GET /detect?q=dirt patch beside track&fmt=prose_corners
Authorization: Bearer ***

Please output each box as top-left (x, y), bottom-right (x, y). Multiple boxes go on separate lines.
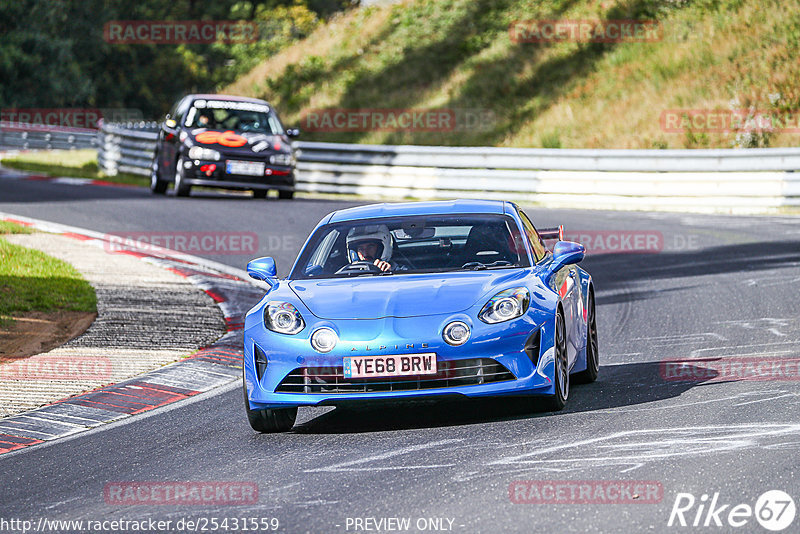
top-left (0, 310), bottom-right (97, 361)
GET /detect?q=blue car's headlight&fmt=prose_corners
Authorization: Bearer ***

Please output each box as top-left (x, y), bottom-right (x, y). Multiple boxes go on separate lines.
top-left (478, 288), bottom-right (530, 324)
top-left (188, 146), bottom-right (221, 161)
top-left (264, 301), bottom-right (305, 334)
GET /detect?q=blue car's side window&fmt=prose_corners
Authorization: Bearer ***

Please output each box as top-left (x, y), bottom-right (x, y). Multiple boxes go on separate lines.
top-left (519, 211), bottom-right (547, 263)
top-left (304, 229), bottom-right (340, 276)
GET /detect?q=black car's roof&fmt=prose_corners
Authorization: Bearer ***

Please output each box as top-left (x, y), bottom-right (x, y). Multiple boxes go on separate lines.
top-left (185, 94), bottom-right (271, 106)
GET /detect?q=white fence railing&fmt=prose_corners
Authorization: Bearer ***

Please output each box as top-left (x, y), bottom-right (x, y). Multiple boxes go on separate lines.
top-left (9, 121), bottom-right (796, 213)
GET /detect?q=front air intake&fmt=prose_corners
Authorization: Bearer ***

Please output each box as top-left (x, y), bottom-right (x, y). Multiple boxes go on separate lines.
top-left (254, 344), bottom-right (268, 381)
top-left (275, 358), bottom-right (515, 394)
top-left (524, 330), bottom-right (541, 367)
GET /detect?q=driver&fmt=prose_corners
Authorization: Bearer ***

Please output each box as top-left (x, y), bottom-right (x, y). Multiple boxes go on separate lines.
top-left (346, 225), bottom-right (394, 272)
top-left (197, 113), bottom-right (212, 128)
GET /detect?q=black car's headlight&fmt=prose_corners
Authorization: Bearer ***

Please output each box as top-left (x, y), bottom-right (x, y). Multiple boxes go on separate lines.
top-left (478, 287), bottom-right (530, 324)
top-left (188, 146), bottom-right (222, 161)
top-left (269, 153), bottom-right (293, 166)
top-left (264, 301), bottom-right (305, 334)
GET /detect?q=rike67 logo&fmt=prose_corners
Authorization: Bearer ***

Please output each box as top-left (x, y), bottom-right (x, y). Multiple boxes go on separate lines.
top-left (668, 490), bottom-right (796, 531)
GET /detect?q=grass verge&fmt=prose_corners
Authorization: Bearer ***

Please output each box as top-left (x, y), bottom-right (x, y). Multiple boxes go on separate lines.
top-left (226, 0), bottom-right (800, 149)
top-left (1, 149), bottom-right (148, 187)
top-left (0, 222), bottom-right (97, 327)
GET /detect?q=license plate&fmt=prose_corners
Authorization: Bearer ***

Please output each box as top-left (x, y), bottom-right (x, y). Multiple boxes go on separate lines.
top-left (226, 160), bottom-right (265, 176)
top-left (343, 353), bottom-right (437, 379)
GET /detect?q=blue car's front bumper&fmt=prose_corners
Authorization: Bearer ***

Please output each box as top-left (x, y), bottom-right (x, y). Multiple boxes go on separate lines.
top-left (243, 307), bottom-right (557, 410)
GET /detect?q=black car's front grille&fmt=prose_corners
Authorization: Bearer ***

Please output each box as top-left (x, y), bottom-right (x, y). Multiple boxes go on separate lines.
top-left (275, 358), bottom-right (515, 394)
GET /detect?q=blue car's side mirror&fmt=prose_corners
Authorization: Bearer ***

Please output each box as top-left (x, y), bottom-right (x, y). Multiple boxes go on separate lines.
top-left (550, 241), bottom-right (585, 273)
top-left (247, 257), bottom-right (278, 287)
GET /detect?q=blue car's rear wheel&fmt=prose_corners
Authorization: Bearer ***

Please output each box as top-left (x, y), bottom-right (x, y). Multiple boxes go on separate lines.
top-left (542, 310), bottom-right (569, 411)
top-left (243, 382), bottom-right (296, 432)
top-left (574, 290), bottom-right (599, 384)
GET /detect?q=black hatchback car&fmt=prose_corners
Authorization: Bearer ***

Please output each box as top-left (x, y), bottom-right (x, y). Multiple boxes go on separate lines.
top-left (150, 94), bottom-right (299, 198)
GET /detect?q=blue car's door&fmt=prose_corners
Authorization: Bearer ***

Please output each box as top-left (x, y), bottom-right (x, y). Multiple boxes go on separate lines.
top-left (518, 209), bottom-right (581, 368)
top-left (554, 264), bottom-right (579, 367)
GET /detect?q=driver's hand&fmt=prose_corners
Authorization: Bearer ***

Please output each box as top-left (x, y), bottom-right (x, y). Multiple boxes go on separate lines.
top-left (374, 259), bottom-right (391, 272)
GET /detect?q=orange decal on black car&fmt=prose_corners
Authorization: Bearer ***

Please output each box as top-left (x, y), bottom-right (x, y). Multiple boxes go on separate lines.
top-left (195, 130), bottom-right (247, 147)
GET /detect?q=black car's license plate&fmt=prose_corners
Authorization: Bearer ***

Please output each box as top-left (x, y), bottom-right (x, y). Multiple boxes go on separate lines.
top-left (226, 160), bottom-right (265, 176)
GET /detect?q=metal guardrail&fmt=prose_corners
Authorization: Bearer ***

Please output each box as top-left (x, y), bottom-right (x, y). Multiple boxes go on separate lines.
top-left (292, 141), bottom-right (800, 210)
top-left (96, 122), bottom-right (159, 176)
top-left (294, 141), bottom-right (800, 172)
top-left (0, 122), bottom-right (98, 150)
top-left (9, 122), bottom-right (797, 212)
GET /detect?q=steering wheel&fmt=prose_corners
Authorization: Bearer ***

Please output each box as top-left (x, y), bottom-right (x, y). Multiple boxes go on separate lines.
top-left (335, 260), bottom-right (383, 275)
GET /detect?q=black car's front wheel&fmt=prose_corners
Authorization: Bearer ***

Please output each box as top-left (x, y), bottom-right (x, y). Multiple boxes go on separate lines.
top-left (253, 189), bottom-right (268, 199)
top-left (243, 382), bottom-right (296, 433)
top-left (174, 157), bottom-right (192, 197)
top-left (150, 161), bottom-right (168, 195)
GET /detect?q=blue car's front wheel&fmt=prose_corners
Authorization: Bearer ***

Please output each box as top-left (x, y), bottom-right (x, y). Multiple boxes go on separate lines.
top-left (574, 290), bottom-right (599, 384)
top-left (542, 310), bottom-right (569, 411)
top-left (243, 382), bottom-right (297, 433)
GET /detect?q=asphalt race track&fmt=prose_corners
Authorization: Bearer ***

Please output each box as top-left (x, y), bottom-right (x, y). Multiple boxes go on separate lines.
top-left (2, 177), bottom-right (800, 532)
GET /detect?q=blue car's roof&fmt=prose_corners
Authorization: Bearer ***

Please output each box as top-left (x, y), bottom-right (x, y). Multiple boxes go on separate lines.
top-left (327, 200), bottom-right (512, 223)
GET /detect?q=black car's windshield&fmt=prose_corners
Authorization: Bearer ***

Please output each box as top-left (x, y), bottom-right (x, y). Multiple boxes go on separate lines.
top-left (290, 214), bottom-right (530, 279)
top-left (184, 100), bottom-right (284, 134)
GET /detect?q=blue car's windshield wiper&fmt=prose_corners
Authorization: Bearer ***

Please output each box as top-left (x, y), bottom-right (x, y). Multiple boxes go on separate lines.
top-left (459, 261), bottom-right (516, 271)
top-left (461, 262), bottom-right (487, 270)
top-left (333, 263), bottom-right (395, 276)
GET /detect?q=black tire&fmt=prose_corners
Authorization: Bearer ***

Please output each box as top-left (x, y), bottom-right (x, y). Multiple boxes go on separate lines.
top-left (573, 291), bottom-right (599, 384)
top-left (174, 157), bottom-right (191, 197)
top-left (541, 311), bottom-right (569, 411)
top-left (278, 189), bottom-right (294, 200)
top-left (253, 189), bottom-right (268, 199)
top-left (243, 382), bottom-right (296, 433)
top-left (150, 162), bottom-right (168, 195)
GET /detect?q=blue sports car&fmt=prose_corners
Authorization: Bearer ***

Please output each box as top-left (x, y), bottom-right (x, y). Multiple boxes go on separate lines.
top-left (243, 200), bottom-right (598, 432)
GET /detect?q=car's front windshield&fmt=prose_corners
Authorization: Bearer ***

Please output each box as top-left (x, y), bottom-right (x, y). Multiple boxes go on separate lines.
top-left (184, 100), bottom-right (284, 134)
top-left (290, 214), bottom-right (530, 279)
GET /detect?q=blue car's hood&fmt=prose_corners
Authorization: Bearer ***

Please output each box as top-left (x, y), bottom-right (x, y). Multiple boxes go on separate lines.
top-left (288, 271), bottom-right (527, 320)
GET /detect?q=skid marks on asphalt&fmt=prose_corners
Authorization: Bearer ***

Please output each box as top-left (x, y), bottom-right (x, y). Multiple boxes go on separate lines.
top-left (289, 422), bottom-right (800, 482)
top-left (450, 423), bottom-right (800, 482)
top-left (304, 438), bottom-right (464, 473)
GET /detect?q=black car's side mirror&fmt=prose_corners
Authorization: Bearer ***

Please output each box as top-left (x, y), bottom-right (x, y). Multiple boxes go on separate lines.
top-left (286, 127), bottom-right (300, 138)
